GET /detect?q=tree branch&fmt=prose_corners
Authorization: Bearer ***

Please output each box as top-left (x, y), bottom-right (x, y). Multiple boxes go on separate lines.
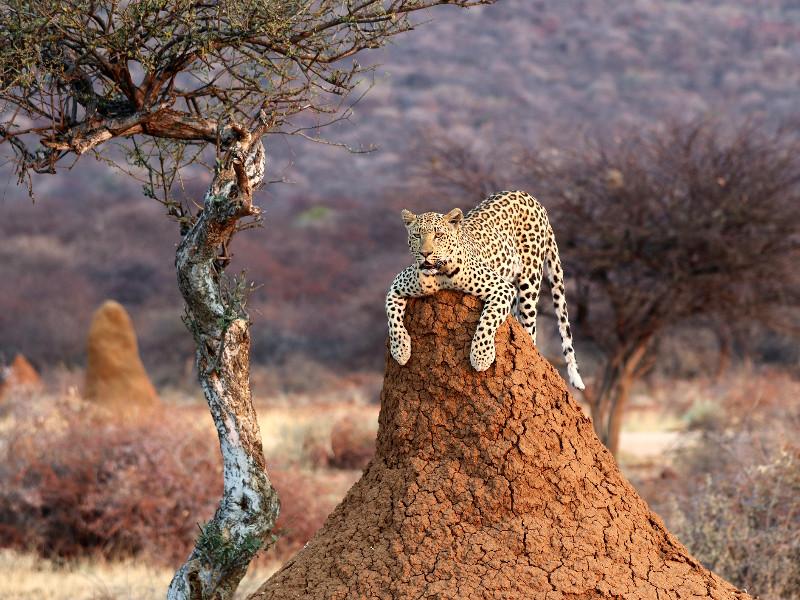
top-left (38, 106), bottom-right (233, 154)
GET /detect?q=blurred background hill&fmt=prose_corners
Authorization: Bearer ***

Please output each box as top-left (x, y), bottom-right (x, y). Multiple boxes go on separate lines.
top-left (4, 0), bottom-right (800, 388)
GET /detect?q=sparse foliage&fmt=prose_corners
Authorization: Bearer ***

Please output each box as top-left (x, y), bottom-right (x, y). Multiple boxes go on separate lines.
top-left (0, 0), bottom-right (496, 204)
top-left (530, 119), bottom-right (800, 455)
top-left (193, 520), bottom-right (282, 597)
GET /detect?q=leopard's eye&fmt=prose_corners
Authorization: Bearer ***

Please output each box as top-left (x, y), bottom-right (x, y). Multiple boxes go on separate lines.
top-left (434, 232), bottom-right (444, 239)
top-left (411, 233), bottom-right (421, 239)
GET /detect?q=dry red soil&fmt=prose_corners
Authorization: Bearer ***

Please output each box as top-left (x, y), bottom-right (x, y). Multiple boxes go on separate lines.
top-left (255, 291), bottom-right (750, 600)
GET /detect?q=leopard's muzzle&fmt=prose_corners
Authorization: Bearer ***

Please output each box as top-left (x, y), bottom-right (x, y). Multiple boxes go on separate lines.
top-left (419, 258), bottom-right (447, 275)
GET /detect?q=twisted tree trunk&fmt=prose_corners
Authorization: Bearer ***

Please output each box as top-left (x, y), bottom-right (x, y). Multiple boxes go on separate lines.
top-left (167, 138), bottom-right (280, 600)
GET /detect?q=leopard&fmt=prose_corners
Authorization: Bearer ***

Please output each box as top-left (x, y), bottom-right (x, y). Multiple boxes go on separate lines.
top-left (386, 190), bottom-right (585, 389)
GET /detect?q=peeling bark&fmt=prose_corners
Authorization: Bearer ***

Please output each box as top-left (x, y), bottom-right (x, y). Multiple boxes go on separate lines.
top-left (40, 108), bottom-right (230, 155)
top-left (167, 137), bottom-right (278, 600)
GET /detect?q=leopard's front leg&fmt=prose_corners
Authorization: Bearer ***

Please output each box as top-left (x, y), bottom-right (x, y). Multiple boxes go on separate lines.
top-left (386, 266), bottom-right (425, 366)
top-left (466, 269), bottom-right (517, 371)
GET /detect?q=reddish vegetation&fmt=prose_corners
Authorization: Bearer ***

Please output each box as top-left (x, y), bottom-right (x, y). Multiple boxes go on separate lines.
top-left (0, 405), bottom-right (221, 563)
top-left (329, 414), bottom-right (378, 470)
top-left (256, 291), bottom-right (750, 599)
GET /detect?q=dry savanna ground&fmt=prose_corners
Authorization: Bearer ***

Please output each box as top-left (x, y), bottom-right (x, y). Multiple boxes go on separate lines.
top-left (1, 367), bottom-right (797, 600)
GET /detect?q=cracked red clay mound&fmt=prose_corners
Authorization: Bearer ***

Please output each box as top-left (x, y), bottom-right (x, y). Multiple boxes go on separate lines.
top-left (254, 291), bottom-right (751, 600)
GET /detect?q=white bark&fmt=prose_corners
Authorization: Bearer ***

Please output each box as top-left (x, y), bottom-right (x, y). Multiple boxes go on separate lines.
top-left (168, 140), bottom-right (279, 600)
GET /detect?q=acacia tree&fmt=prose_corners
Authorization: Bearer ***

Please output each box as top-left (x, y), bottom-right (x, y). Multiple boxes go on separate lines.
top-left (418, 119), bottom-right (800, 456)
top-left (0, 1), bottom-right (499, 598)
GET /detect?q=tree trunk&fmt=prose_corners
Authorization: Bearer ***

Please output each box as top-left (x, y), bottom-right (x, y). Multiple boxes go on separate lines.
top-left (585, 338), bottom-right (652, 456)
top-left (255, 291), bottom-right (751, 599)
top-left (591, 371), bottom-right (636, 457)
top-left (167, 139), bottom-right (280, 600)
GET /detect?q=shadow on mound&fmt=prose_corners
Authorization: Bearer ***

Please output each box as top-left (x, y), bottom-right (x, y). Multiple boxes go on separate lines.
top-left (255, 290), bottom-right (751, 600)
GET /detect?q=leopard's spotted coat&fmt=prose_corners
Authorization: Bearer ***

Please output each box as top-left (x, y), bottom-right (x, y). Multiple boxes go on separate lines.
top-left (386, 190), bottom-right (584, 389)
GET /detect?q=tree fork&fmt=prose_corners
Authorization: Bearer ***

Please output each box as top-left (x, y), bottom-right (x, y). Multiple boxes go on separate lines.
top-left (169, 137), bottom-right (278, 600)
top-left (584, 337), bottom-right (653, 456)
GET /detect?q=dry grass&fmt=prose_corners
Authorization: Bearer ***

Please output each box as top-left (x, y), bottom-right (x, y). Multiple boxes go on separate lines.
top-left (256, 402), bottom-right (379, 467)
top-left (0, 549), bottom-right (281, 600)
top-left (0, 549), bottom-right (174, 600)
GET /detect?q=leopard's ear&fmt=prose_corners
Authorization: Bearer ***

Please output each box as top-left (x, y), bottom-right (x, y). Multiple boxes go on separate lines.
top-left (444, 208), bottom-right (463, 229)
top-left (402, 209), bottom-right (417, 226)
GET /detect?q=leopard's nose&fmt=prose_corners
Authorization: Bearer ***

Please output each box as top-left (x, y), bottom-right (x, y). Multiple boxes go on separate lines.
top-left (420, 251), bottom-right (432, 258)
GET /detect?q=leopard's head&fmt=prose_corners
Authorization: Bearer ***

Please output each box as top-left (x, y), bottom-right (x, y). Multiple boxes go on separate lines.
top-left (401, 208), bottom-right (463, 275)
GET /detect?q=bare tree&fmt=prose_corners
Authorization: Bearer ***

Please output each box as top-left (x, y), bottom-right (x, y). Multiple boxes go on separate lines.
top-left (531, 120), bottom-right (800, 455)
top-left (419, 118), bottom-right (800, 456)
top-left (0, 1), bottom-right (500, 598)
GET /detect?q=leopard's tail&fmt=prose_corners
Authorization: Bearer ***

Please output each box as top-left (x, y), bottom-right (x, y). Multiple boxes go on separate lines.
top-left (545, 224), bottom-right (585, 390)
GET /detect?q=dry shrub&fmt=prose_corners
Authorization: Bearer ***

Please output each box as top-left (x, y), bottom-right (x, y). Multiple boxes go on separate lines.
top-left (267, 469), bottom-right (359, 559)
top-left (652, 371), bottom-right (800, 600)
top-left (0, 393), bottom-right (222, 565)
top-left (329, 414), bottom-right (376, 470)
top-left (669, 441), bottom-right (800, 599)
top-left (250, 354), bottom-right (343, 397)
top-left (301, 426), bottom-right (333, 469)
top-left (0, 388), bottom-right (363, 569)
top-left (263, 405), bottom-right (378, 471)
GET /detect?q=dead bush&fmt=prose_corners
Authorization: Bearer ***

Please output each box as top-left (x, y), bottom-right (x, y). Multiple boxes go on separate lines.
top-left (329, 414), bottom-right (376, 470)
top-left (668, 437), bottom-right (800, 599)
top-left (268, 469), bottom-right (358, 559)
top-left (301, 428), bottom-right (332, 469)
top-left (650, 372), bottom-right (800, 600)
top-left (0, 395), bottom-right (221, 565)
top-left (0, 389), bottom-right (363, 569)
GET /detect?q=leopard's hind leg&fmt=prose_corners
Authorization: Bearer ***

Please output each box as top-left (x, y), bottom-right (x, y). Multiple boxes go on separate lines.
top-left (514, 265), bottom-right (544, 345)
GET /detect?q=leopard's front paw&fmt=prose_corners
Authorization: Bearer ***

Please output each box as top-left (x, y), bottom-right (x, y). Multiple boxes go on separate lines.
top-left (390, 327), bottom-right (412, 366)
top-left (470, 338), bottom-right (496, 371)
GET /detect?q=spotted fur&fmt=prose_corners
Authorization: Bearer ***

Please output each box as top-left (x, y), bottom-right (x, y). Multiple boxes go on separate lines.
top-left (386, 190), bottom-right (584, 389)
